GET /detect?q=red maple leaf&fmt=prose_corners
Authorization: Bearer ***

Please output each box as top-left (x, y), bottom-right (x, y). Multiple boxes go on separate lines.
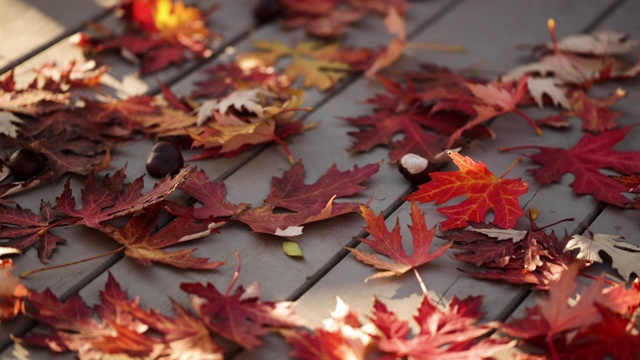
top-left (75, 0), bottom-right (218, 75)
top-left (0, 202), bottom-right (66, 261)
top-left (408, 151), bottom-right (529, 230)
top-left (56, 165), bottom-right (194, 229)
top-left (19, 273), bottom-right (163, 358)
top-left (236, 161), bottom-right (380, 236)
top-left (503, 126), bottom-right (640, 207)
top-left (190, 63), bottom-right (291, 99)
top-left (444, 219), bottom-right (576, 289)
top-left (165, 169), bottom-right (249, 220)
top-left (555, 304), bottom-right (640, 360)
top-left (344, 76), bottom-right (481, 163)
top-left (180, 252), bottom-right (302, 349)
top-left (282, 297), bottom-right (374, 360)
top-left (96, 203), bottom-right (225, 270)
top-left (17, 272), bottom-right (225, 358)
top-left (500, 264), bottom-right (640, 358)
top-left (346, 202), bottom-right (450, 281)
top-left (131, 299), bottom-right (225, 359)
top-left (371, 295), bottom-right (513, 359)
top-left (345, 67), bottom-right (496, 160)
top-left (536, 88), bottom-right (627, 133)
top-left (279, 0), bottom-right (387, 39)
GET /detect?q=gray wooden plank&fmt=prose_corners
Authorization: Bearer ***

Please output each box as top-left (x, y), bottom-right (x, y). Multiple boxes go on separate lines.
top-left (397, 0), bottom-right (619, 75)
top-left (0, 0), bottom-right (107, 72)
top-left (0, 0), bottom-right (262, 348)
top-left (486, 0), bottom-right (640, 356)
top-left (1, 0), bottom-right (631, 358)
top-left (236, 0), bottom-right (627, 358)
top-left (0, 2), bottom-right (460, 354)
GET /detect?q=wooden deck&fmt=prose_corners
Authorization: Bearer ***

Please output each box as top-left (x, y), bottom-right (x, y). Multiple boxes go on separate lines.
top-left (1, 0), bottom-right (639, 358)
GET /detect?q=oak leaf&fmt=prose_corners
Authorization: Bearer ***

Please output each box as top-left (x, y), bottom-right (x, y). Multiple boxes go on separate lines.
top-left (346, 202), bottom-right (450, 281)
top-left (505, 126), bottom-right (640, 207)
top-left (371, 295), bottom-right (514, 359)
top-left (408, 151), bottom-right (529, 230)
top-left (565, 232), bottom-right (640, 281)
top-left (96, 203), bottom-right (225, 269)
top-left (180, 252), bottom-right (302, 349)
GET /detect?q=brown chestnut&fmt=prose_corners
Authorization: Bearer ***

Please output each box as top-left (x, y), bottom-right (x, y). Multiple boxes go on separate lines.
top-left (8, 148), bottom-right (44, 180)
top-left (146, 142), bottom-right (184, 178)
top-left (398, 153), bottom-right (435, 186)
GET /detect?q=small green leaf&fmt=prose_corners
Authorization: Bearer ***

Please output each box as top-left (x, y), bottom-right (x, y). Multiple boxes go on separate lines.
top-left (283, 241), bottom-right (303, 258)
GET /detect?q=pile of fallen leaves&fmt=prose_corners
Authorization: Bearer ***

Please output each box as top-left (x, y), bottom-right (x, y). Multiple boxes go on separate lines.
top-left (2, 0), bottom-right (640, 359)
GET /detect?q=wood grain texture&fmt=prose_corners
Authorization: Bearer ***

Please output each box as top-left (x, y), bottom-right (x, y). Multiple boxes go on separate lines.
top-left (1, 0), bottom-right (639, 358)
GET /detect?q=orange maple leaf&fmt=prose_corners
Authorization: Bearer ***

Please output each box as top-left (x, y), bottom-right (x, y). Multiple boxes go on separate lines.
top-left (346, 203), bottom-right (450, 281)
top-left (131, 0), bottom-right (211, 46)
top-left (407, 151), bottom-right (528, 230)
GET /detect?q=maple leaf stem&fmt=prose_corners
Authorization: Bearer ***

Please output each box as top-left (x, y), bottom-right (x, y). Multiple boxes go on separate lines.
top-left (537, 217), bottom-right (575, 231)
top-left (407, 42), bottom-right (466, 53)
top-left (36, 218), bottom-right (80, 237)
top-left (498, 157), bottom-right (521, 179)
top-left (547, 18), bottom-right (559, 55)
top-left (225, 251), bottom-right (242, 297)
top-left (19, 246), bottom-right (125, 278)
top-left (272, 135), bottom-right (295, 164)
top-left (498, 145), bottom-right (541, 153)
top-left (513, 108), bottom-right (543, 136)
top-left (413, 267), bottom-right (428, 295)
top-left (576, 272), bottom-right (620, 286)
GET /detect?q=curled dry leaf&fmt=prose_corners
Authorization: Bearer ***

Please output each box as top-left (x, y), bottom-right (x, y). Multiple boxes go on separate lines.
top-left (444, 219), bottom-right (575, 289)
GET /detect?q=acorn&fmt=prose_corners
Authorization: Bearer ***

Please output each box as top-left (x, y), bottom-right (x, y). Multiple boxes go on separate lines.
top-left (145, 142), bottom-right (184, 178)
top-left (398, 153), bottom-right (435, 186)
